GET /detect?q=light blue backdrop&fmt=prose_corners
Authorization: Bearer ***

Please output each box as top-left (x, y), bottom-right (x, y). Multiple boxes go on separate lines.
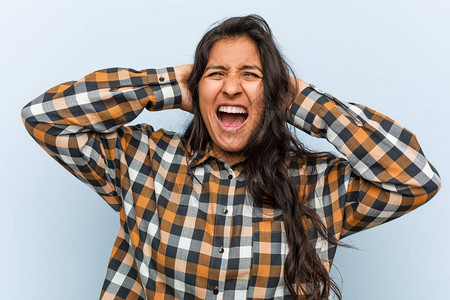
top-left (2, 0), bottom-right (448, 299)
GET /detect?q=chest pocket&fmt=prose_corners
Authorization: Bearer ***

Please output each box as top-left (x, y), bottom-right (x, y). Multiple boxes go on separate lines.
top-left (248, 208), bottom-right (290, 299)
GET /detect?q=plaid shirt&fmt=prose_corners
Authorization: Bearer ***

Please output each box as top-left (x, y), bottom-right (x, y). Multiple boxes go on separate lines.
top-left (21, 67), bottom-right (441, 299)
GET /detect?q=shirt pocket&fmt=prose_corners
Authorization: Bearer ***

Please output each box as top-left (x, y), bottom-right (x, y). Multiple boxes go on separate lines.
top-left (248, 212), bottom-right (290, 299)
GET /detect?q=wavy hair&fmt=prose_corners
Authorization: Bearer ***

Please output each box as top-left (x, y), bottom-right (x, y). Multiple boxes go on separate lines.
top-left (183, 15), bottom-right (341, 299)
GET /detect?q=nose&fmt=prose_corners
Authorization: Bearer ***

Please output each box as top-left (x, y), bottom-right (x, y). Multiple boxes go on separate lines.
top-left (222, 74), bottom-right (242, 98)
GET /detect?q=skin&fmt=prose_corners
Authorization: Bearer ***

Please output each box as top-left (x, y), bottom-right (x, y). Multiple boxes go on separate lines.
top-left (197, 38), bottom-right (265, 165)
top-left (175, 38), bottom-right (309, 166)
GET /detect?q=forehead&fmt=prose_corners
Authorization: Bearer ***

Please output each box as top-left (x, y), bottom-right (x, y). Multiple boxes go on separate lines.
top-left (207, 38), bottom-right (262, 67)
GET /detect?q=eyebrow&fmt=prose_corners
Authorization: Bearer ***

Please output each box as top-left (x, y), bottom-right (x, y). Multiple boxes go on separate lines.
top-left (205, 64), bottom-right (263, 73)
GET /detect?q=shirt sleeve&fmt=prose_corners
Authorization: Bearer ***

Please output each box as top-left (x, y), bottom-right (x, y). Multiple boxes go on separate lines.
top-left (21, 67), bottom-right (182, 211)
top-left (289, 84), bottom-right (441, 238)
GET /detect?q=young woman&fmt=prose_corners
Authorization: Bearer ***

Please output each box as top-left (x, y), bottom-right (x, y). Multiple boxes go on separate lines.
top-left (21, 15), bottom-right (441, 300)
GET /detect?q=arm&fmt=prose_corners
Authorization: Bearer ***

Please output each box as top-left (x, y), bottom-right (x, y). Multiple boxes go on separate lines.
top-left (21, 66), bottom-right (187, 211)
top-left (289, 80), bottom-right (441, 237)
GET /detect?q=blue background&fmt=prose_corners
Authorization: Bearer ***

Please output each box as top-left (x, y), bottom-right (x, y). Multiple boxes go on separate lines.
top-left (2, 0), bottom-right (449, 299)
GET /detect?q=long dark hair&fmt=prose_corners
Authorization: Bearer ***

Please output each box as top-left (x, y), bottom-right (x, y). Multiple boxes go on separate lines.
top-left (183, 15), bottom-right (341, 299)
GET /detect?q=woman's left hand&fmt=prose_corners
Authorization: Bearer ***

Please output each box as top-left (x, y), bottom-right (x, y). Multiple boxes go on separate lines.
top-left (290, 76), bottom-right (309, 98)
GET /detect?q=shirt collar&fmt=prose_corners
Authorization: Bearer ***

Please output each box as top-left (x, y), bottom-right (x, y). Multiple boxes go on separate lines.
top-left (187, 143), bottom-right (213, 167)
top-left (187, 142), bottom-right (247, 169)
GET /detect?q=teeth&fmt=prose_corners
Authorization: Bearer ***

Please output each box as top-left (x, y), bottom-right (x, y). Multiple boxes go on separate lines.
top-left (218, 106), bottom-right (247, 114)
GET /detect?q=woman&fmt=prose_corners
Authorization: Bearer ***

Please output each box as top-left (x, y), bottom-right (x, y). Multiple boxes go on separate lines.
top-left (21, 15), bottom-right (441, 299)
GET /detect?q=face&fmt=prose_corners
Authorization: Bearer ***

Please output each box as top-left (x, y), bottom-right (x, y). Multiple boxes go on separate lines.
top-left (198, 37), bottom-right (264, 164)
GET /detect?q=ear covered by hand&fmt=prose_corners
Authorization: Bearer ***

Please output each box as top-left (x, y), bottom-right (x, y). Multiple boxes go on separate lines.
top-left (290, 76), bottom-right (309, 99)
top-left (174, 64), bottom-right (194, 113)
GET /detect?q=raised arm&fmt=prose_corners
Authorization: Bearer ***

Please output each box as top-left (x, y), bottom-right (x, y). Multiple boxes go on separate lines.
top-left (289, 80), bottom-right (441, 238)
top-left (21, 67), bottom-right (184, 211)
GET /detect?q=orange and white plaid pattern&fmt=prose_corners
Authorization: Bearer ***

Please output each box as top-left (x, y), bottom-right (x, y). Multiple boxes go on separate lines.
top-left (21, 67), bottom-right (441, 299)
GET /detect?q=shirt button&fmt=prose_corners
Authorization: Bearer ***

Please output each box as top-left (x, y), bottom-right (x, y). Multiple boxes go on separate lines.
top-left (159, 76), bottom-right (165, 82)
top-left (218, 246), bottom-right (224, 254)
top-left (228, 174), bottom-right (233, 180)
top-left (222, 208), bottom-right (228, 215)
top-left (213, 285), bottom-right (219, 295)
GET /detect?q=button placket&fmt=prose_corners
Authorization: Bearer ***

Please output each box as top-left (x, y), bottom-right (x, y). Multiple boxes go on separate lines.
top-left (209, 164), bottom-right (233, 297)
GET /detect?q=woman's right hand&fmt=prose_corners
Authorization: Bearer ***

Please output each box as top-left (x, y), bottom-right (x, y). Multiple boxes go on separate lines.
top-left (174, 64), bottom-right (194, 113)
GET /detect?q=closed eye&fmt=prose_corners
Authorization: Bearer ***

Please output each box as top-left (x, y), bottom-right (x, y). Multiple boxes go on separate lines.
top-left (243, 72), bottom-right (262, 78)
top-left (206, 72), bottom-right (225, 77)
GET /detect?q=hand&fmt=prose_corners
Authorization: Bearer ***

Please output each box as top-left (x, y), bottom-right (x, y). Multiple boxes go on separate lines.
top-left (290, 76), bottom-right (309, 98)
top-left (174, 64), bottom-right (194, 113)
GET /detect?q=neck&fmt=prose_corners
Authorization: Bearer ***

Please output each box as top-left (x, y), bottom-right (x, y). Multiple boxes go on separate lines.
top-left (211, 144), bottom-right (244, 166)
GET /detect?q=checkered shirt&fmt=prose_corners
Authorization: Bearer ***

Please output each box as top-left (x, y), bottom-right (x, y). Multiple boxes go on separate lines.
top-left (21, 67), bottom-right (441, 299)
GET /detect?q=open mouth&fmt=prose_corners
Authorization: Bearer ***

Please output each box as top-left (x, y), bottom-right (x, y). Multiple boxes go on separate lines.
top-left (216, 105), bottom-right (249, 130)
